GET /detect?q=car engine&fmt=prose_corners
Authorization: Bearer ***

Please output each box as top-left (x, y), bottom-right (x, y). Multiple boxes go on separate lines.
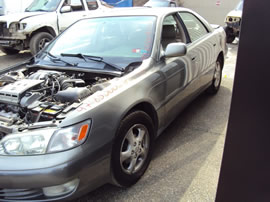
top-left (0, 68), bottom-right (112, 137)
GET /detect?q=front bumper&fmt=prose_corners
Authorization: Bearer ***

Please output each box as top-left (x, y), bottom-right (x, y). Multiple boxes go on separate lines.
top-left (226, 21), bottom-right (241, 32)
top-left (0, 142), bottom-right (111, 201)
top-left (0, 39), bottom-right (22, 48)
top-left (0, 22), bottom-right (27, 49)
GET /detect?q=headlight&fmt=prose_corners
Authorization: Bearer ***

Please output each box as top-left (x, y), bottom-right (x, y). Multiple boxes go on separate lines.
top-left (9, 22), bottom-right (27, 33)
top-left (47, 120), bottom-right (90, 153)
top-left (0, 128), bottom-right (55, 155)
top-left (0, 120), bottom-right (91, 156)
top-left (9, 22), bottom-right (19, 33)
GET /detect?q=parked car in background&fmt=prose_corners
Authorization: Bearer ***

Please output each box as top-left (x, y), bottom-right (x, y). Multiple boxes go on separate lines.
top-left (0, 0), bottom-right (33, 16)
top-left (225, 0), bottom-right (243, 43)
top-left (0, 7), bottom-right (226, 201)
top-left (144, 0), bottom-right (178, 7)
top-left (0, 0), bottom-right (111, 56)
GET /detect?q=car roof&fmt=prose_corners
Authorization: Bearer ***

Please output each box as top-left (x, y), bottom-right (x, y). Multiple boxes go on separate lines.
top-left (91, 7), bottom-right (192, 18)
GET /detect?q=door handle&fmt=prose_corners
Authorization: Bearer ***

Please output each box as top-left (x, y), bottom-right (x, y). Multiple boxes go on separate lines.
top-left (213, 43), bottom-right (216, 47)
top-left (192, 57), bottom-right (196, 61)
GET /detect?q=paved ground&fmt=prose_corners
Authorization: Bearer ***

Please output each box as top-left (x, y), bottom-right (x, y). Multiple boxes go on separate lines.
top-left (0, 43), bottom-right (238, 202)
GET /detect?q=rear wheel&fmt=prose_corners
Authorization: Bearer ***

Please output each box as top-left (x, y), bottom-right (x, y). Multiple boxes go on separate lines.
top-left (206, 58), bottom-right (222, 94)
top-left (30, 32), bottom-right (53, 55)
top-left (225, 27), bottom-right (235, 43)
top-left (227, 35), bottom-right (236, 43)
top-left (111, 111), bottom-right (154, 187)
top-left (0, 47), bottom-right (20, 55)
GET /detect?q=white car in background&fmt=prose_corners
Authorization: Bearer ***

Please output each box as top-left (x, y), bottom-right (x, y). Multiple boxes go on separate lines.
top-left (0, 0), bottom-right (111, 55)
top-left (224, 0), bottom-right (243, 43)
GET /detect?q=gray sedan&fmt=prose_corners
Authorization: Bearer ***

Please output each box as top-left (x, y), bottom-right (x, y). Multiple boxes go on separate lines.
top-left (0, 7), bottom-right (226, 201)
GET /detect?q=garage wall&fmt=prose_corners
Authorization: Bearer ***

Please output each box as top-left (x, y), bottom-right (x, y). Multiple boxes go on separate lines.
top-left (183, 0), bottom-right (240, 25)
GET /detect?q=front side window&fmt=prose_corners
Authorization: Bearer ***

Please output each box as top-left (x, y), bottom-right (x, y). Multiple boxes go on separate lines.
top-left (62, 0), bottom-right (85, 11)
top-left (161, 14), bottom-right (186, 49)
top-left (26, 0), bottom-right (62, 12)
top-left (47, 16), bottom-right (156, 67)
top-left (170, 2), bottom-right (176, 7)
top-left (179, 12), bottom-right (208, 42)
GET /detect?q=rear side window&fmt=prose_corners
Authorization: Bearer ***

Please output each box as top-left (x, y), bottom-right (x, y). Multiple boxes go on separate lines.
top-left (86, 0), bottom-right (98, 10)
top-left (170, 2), bottom-right (176, 7)
top-left (70, 0), bottom-right (85, 11)
top-left (179, 12), bottom-right (208, 42)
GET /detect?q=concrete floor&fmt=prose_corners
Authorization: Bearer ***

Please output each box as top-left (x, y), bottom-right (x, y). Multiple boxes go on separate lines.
top-left (0, 43), bottom-right (238, 202)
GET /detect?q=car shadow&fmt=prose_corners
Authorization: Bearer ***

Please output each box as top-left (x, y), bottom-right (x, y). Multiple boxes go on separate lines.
top-left (0, 51), bottom-right (32, 70)
top-left (76, 85), bottom-right (232, 202)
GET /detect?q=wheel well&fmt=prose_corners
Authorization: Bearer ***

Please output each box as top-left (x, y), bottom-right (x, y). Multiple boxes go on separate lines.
top-left (30, 27), bottom-right (57, 38)
top-left (126, 102), bottom-right (159, 135)
top-left (218, 52), bottom-right (224, 69)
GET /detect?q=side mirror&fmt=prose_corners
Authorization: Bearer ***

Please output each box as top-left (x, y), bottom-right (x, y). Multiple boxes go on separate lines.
top-left (164, 42), bottom-right (187, 57)
top-left (61, 6), bottom-right (72, 13)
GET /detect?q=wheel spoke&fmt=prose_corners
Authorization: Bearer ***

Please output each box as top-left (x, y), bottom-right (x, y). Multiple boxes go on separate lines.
top-left (137, 128), bottom-right (146, 142)
top-left (140, 147), bottom-right (146, 157)
top-left (120, 149), bottom-right (132, 163)
top-left (214, 62), bottom-right (221, 87)
top-left (128, 157), bottom-right (137, 173)
top-left (126, 129), bottom-right (136, 145)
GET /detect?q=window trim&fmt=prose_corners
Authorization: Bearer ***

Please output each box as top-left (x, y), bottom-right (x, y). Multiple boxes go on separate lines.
top-left (159, 12), bottom-right (188, 60)
top-left (178, 11), bottom-right (210, 43)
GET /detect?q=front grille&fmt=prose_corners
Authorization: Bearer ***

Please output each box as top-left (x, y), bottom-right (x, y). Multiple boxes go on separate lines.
top-left (0, 22), bottom-right (11, 37)
top-left (0, 188), bottom-right (44, 201)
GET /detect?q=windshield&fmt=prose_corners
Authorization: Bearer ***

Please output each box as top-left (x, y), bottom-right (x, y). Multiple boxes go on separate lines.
top-left (26, 0), bottom-right (62, 12)
top-left (0, 0), bottom-right (3, 16)
top-left (235, 1), bottom-right (243, 11)
top-left (47, 16), bottom-right (156, 67)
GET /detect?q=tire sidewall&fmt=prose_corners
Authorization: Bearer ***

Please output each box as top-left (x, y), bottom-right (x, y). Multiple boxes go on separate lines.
top-left (30, 32), bottom-right (53, 55)
top-left (226, 35), bottom-right (235, 43)
top-left (207, 59), bottom-right (222, 94)
top-left (212, 60), bottom-right (222, 92)
top-left (225, 27), bottom-right (235, 43)
top-left (111, 111), bottom-right (154, 187)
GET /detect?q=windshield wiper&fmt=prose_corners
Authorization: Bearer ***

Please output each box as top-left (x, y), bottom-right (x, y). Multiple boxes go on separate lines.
top-left (46, 52), bottom-right (77, 67)
top-left (60, 53), bottom-right (124, 72)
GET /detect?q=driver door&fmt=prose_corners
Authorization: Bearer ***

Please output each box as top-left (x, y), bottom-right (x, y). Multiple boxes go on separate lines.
top-left (57, 0), bottom-right (88, 32)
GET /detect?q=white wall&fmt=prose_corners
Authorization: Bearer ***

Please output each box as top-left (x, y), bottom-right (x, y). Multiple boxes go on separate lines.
top-left (183, 0), bottom-right (240, 25)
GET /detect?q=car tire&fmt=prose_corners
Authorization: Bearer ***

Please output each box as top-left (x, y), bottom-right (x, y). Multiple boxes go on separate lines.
top-left (0, 47), bottom-right (20, 55)
top-left (30, 32), bottom-right (53, 55)
top-left (206, 58), bottom-right (222, 94)
top-left (111, 111), bottom-right (154, 187)
top-left (225, 27), bottom-right (235, 43)
top-left (226, 35), bottom-right (235, 43)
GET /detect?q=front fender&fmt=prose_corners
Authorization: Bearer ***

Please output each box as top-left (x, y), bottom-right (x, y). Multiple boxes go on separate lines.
top-left (20, 13), bottom-right (59, 36)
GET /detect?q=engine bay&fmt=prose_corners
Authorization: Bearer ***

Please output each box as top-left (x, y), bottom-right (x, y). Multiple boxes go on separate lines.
top-left (0, 67), bottom-right (113, 137)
